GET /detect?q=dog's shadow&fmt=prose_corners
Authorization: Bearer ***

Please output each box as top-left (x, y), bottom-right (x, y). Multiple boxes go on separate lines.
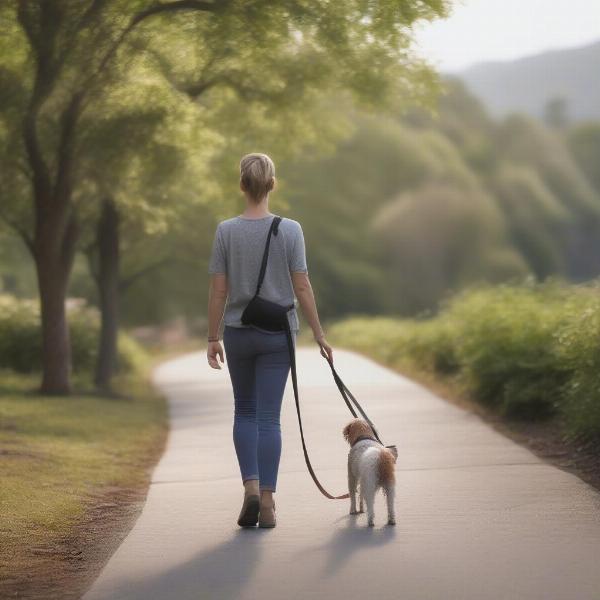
top-left (295, 513), bottom-right (397, 577)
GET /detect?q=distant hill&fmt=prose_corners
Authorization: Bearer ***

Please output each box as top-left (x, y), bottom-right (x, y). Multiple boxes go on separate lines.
top-left (457, 39), bottom-right (600, 123)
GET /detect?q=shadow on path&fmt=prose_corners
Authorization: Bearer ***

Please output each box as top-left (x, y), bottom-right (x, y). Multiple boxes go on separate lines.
top-left (295, 514), bottom-right (396, 577)
top-left (112, 528), bottom-right (266, 600)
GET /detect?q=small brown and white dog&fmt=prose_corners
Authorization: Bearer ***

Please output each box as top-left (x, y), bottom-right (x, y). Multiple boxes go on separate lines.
top-left (343, 418), bottom-right (398, 527)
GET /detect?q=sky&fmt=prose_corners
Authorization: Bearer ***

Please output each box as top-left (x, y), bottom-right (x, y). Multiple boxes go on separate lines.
top-left (414, 0), bottom-right (600, 72)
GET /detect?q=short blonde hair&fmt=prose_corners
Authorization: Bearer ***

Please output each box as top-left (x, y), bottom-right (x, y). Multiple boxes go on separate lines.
top-left (240, 153), bottom-right (275, 203)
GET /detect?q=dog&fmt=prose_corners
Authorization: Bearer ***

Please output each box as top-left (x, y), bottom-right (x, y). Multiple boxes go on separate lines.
top-left (343, 418), bottom-right (398, 526)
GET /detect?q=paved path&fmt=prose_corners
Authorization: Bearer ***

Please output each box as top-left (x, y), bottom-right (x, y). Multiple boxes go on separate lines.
top-left (84, 348), bottom-right (600, 600)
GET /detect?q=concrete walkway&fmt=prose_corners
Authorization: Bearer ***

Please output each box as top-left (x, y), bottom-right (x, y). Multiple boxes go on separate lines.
top-left (84, 348), bottom-right (600, 600)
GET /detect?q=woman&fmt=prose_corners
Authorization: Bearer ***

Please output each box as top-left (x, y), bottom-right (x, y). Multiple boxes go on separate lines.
top-left (206, 153), bottom-right (333, 529)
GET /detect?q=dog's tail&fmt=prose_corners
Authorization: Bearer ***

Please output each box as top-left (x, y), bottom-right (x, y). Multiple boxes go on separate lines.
top-left (378, 448), bottom-right (396, 489)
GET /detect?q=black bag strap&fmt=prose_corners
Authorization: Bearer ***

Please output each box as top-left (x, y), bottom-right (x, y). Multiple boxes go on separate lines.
top-left (255, 216), bottom-right (282, 296)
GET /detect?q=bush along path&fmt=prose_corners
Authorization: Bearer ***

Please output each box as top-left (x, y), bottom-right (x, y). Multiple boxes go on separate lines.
top-left (329, 280), bottom-right (600, 490)
top-left (0, 294), bottom-right (146, 381)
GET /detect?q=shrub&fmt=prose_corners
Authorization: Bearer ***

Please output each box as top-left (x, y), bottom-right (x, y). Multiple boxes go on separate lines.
top-left (556, 287), bottom-right (600, 440)
top-left (445, 283), bottom-right (574, 419)
top-left (0, 296), bottom-right (40, 373)
top-left (332, 281), bottom-right (600, 436)
top-left (401, 317), bottom-right (461, 375)
top-left (329, 317), bottom-right (412, 366)
top-left (0, 295), bottom-right (146, 376)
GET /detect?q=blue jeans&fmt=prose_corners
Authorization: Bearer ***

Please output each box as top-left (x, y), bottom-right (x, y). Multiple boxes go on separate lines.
top-left (223, 325), bottom-right (294, 492)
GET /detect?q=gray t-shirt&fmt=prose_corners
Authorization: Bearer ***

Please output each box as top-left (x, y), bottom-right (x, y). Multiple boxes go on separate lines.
top-left (208, 215), bottom-right (308, 332)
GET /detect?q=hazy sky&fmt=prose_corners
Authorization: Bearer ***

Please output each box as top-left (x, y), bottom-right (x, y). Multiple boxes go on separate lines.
top-left (414, 0), bottom-right (600, 72)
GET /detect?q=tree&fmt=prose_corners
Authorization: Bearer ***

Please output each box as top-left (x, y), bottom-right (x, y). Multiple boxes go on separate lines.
top-left (569, 122), bottom-right (600, 195)
top-left (78, 102), bottom-right (194, 390)
top-left (494, 115), bottom-right (600, 279)
top-left (0, 0), bottom-right (450, 393)
top-left (490, 165), bottom-right (568, 279)
top-left (372, 183), bottom-right (527, 314)
top-left (544, 96), bottom-right (569, 129)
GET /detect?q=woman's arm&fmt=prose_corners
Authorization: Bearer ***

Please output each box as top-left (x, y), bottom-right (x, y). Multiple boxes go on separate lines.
top-left (292, 271), bottom-right (333, 362)
top-left (207, 273), bottom-right (228, 369)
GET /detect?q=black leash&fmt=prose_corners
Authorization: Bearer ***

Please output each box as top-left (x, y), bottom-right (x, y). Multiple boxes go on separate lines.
top-left (324, 355), bottom-right (384, 445)
top-left (284, 324), bottom-right (387, 500)
top-left (284, 324), bottom-right (350, 499)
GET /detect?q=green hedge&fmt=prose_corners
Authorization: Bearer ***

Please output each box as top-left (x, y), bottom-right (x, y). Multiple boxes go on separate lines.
top-left (0, 295), bottom-right (147, 376)
top-left (329, 281), bottom-right (600, 440)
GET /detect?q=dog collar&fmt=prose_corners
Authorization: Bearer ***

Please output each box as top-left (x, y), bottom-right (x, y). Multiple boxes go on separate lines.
top-left (351, 435), bottom-right (380, 447)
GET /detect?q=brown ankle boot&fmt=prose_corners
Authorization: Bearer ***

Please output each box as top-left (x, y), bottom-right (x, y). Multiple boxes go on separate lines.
top-left (258, 501), bottom-right (276, 528)
top-left (237, 494), bottom-right (260, 527)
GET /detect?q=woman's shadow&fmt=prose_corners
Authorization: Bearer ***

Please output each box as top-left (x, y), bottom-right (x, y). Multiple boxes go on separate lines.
top-left (109, 528), bottom-right (266, 600)
top-left (294, 513), bottom-right (397, 577)
top-left (103, 516), bottom-right (395, 598)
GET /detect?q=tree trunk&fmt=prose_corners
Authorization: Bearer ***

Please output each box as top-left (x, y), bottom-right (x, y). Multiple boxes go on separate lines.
top-left (94, 198), bottom-right (120, 391)
top-left (34, 218), bottom-right (77, 395)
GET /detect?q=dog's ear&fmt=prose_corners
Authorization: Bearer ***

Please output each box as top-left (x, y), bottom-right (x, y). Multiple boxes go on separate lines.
top-left (342, 421), bottom-right (355, 443)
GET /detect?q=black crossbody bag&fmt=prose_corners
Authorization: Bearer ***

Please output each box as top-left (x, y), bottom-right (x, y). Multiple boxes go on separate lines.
top-left (240, 216), bottom-right (294, 332)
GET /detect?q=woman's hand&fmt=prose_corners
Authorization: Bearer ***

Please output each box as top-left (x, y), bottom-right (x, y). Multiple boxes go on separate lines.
top-left (207, 341), bottom-right (225, 370)
top-left (315, 333), bottom-right (333, 363)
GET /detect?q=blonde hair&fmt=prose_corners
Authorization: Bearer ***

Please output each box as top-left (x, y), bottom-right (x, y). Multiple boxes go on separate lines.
top-left (240, 153), bottom-right (275, 203)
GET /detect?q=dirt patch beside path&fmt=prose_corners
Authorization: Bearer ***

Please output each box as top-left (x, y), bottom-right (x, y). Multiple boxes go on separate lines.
top-left (1, 452), bottom-right (166, 600)
top-left (0, 371), bottom-right (168, 600)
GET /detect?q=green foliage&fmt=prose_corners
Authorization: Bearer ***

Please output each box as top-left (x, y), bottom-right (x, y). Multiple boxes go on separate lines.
top-left (491, 165), bottom-right (569, 278)
top-left (569, 123), bottom-right (600, 195)
top-left (0, 295), bottom-right (146, 375)
top-left (401, 318), bottom-right (461, 375)
top-left (0, 234), bottom-right (36, 297)
top-left (330, 282), bottom-right (600, 437)
top-left (557, 289), bottom-right (600, 440)
top-left (410, 78), bottom-right (496, 172)
top-left (325, 317), bottom-right (410, 365)
top-left (3, 0), bottom-right (600, 336)
top-left (0, 0), bottom-right (452, 335)
top-left (372, 184), bottom-right (527, 314)
top-left (445, 284), bottom-right (573, 418)
top-left (495, 115), bottom-right (600, 220)
top-left (281, 78), bottom-right (600, 320)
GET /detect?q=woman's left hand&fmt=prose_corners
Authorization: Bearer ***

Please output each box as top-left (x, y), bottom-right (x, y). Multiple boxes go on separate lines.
top-left (207, 341), bottom-right (225, 369)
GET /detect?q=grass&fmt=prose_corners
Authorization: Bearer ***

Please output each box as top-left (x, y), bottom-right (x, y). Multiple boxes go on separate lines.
top-left (0, 369), bottom-right (168, 587)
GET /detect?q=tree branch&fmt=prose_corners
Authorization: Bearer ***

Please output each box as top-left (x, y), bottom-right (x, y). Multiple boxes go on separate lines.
top-left (22, 109), bottom-right (51, 212)
top-left (53, 91), bottom-right (84, 207)
top-left (55, 0), bottom-right (110, 72)
top-left (76, 0), bottom-right (109, 31)
top-left (60, 211), bottom-right (80, 270)
top-left (130, 0), bottom-right (222, 24)
top-left (183, 77), bottom-right (220, 98)
top-left (0, 209), bottom-right (35, 255)
top-left (84, 241), bottom-right (101, 285)
top-left (17, 0), bottom-right (63, 211)
top-left (120, 257), bottom-right (174, 292)
top-left (87, 0), bottom-right (226, 87)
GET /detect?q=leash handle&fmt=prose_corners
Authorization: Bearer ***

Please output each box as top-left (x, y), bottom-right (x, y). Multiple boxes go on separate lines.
top-left (285, 324), bottom-right (349, 500)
